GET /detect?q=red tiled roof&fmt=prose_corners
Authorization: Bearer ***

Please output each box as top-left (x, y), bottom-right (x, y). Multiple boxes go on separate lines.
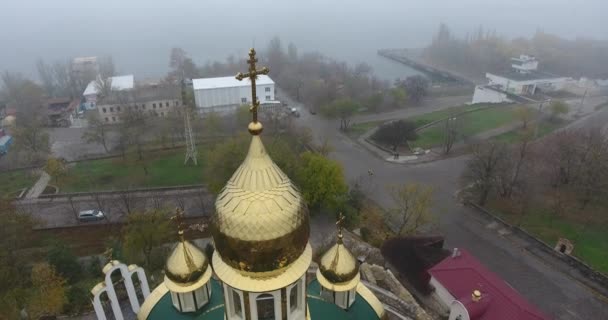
top-left (428, 248), bottom-right (549, 320)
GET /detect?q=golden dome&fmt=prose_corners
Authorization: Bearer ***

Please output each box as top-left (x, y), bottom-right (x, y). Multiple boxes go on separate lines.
top-left (212, 135), bottom-right (310, 273)
top-left (316, 229), bottom-right (361, 292)
top-left (163, 233), bottom-right (211, 292)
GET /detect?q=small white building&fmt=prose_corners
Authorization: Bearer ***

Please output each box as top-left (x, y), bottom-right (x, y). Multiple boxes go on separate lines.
top-left (472, 55), bottom-right (572, 104)
top-left (192, 75), bottom-right (275, 113)
top-left (83, 75), bottom-right (135, 109)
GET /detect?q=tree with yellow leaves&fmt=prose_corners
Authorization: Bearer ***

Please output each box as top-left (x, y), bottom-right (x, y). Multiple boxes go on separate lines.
top-left (388, 183), bottom-right (434, 236)
top-left (27, 263), bottom-right (67, 318)
top-left (44, 157), bottom-right (67, 183)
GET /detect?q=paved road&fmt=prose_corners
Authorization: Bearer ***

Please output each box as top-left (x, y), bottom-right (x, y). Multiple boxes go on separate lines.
top-left (281, 89), bottom-right (608, 319)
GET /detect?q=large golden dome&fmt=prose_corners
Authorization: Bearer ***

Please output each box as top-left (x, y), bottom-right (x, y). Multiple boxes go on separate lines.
top-left (212, 135), bottom-right (310, 273)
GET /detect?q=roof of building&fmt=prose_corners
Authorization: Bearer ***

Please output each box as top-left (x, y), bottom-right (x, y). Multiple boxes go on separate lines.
top-left (192, 75), bottom-right (274, 90)
top-left (141, 278), bottom-right (382, 320)
top-left (83, 75), bottom-right (135, 96)
top-left (487, 70), bottom-right (566, 82)
top-left (428, 248), bottom-right (548, 320)
top-left (97, 85), bottom-right (181, 105)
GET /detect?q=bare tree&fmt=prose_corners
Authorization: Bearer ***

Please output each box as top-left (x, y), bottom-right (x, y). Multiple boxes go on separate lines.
top-left (116, 188), bottom-right (138, 215)
top-left (388, 183), bottom-right (434, 235)
top-left (443, 115), bottom-right (461, 154)
top-left (194, 188), bottom-right (212, 216)
top-left (464, 141), bottom-right (508, 205)
top-left (82, 113), bottom-right (112, 152)
top-left (67, 196), bottom-right (79, 221)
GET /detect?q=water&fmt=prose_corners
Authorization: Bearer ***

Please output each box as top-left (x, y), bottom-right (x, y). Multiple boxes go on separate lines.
top-left (1, 0), bottom-right (606, 82)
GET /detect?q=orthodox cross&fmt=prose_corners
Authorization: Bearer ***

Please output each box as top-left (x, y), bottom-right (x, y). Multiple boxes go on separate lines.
top-left (336, 212), bottom-right (346, 242)
top-left (171, 207), bottom-right (186, 240)
top-left (235, 48), bottom-right (269, 125)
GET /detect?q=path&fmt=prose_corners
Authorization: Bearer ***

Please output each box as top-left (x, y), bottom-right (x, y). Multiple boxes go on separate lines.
top-left (25, 171), bottom-right (50, 199)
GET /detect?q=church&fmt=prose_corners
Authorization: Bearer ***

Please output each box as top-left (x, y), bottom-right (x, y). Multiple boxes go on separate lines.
top-left (92, 48), bottom-right (387, 320)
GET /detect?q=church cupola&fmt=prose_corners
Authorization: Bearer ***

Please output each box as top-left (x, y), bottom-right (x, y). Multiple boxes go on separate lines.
top-left (316, 213), bottom-right (360, 309)
top-left (211, 48), bottom-right (310, 320)
top-left (163, 208), bottom-right (213, 313)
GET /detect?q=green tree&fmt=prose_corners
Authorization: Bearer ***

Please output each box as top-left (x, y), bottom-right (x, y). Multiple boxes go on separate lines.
top-left (45, 157), bottom-right (67, 183)
top-left (47, 241), bottom-right (82, 284)
top-left (514, 105), bottom-right (534, 129)
top-left (205, 134), bottom-right (249, 193)
top-left (26, 263), bottom-right (67, 319)
top-left (123, 210), bottom-right (172, 267)
top-left (389, 183), bottom-right (434, 235)
top-left (295, 152), bottom-right (348, 212)
top-left (390, 87), bottom-right (407, 107)
top-left (366, 92), bottom-right (385, 113)
top-left (401, 75), bottom-right (429, 104)
top-left (549, 100), bottom-right (569, 121)
top-left (319, 98), bottom-right (360, 131)
top-left (371, 120), bottom-right (418, 151)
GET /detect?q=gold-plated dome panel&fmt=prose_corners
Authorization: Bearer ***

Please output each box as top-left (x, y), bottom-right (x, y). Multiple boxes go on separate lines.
top-left (164, 240), bottom-right (209, 285)
top-left (318, 242), bottom-right (359, 284)
top-left (213, 136), bottom-right (310, 272)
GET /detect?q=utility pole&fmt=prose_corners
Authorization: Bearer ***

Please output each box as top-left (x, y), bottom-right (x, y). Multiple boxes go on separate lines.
top-left (534, 99), bottom-right (550, 139)
top-left (182, 78), bottom-right (198, 165)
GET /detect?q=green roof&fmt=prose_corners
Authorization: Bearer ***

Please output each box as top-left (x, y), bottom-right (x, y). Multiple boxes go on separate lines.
top-left (147, 279), bottom-right (380, 320)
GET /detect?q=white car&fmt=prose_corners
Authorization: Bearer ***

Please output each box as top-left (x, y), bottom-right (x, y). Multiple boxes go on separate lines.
top-left (78, 210), bottom-right (105, 222)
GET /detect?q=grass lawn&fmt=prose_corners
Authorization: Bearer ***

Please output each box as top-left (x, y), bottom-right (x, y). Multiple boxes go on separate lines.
top-left (348, 120), bottom-right (383, 138)
top-left (406, 104), bottom-right (483, 127)
top-left (410, 105), bottom-right (519, 149)
top-left (56, 148), bottom-right (205, 193)
top-left (493, 119), bottom-right (567, 143)
top-left (488, 202), bottom-right (608, 274)
top-left (0, 170), bottom-right (40, 197)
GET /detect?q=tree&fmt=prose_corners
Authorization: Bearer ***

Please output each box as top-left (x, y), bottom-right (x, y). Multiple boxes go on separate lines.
top-left (26, 263), bottom-right (67, 319)
top-left (47, 242), bottom-right (82, 284)
top-left (371, 120), bottom-right (418, 151)
top-left (98, 55), bottom-right (115, 80)
top-left (45, 157), bottom-right (67, 183)
top-left (443, 115), bottom-right (461, 155)
top-left (319, 98), bottom-right (360, 131)
top-left (366, 92), bottom-right (385, 113)
top-left (549, 100), bottom-right (569, 120)
top-left (295, 152), bottom-right (348, 212)
top-left (390, 87), bottom-right (407, 107)
top-left (389, 183), bottom-right (434, 235)
top-left (205, 134), bottom-right (249, 193)
top-left (82, 113), bottom-right (112, 152)
top-left (514, 105), bottom-right (534, 129)
top-left (123, 210), bottom-right (172, 266)
top-left (37, 59), bottom-right (56, 96)
top-left (169, 48), bottom-right (199, 79)
top-left (401, 75), bottom-right (429, 104)
top-left (267, 36), bottom-right (286, 75)
top-left (464, 141), bottom-right (508, 205)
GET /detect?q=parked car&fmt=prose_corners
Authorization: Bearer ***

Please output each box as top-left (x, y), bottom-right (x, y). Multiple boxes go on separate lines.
top-left (290, 107), bottom-right (300, 117)
top-left (0, 135), bottom-right (13, 155)
top-left (78, 209), bottom-right (105, 222)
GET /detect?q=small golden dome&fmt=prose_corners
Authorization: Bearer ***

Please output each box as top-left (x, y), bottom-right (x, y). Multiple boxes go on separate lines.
top-left (164, 234), bottom-right (209, 286)
top-left (318, 240), bottom-right (359, 284)
top-left (212, 135), bottom-right (309, 273)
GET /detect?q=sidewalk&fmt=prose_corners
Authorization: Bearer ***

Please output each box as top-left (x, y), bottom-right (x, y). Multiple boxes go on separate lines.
top-left (25, 171), bottom-right (50, 199)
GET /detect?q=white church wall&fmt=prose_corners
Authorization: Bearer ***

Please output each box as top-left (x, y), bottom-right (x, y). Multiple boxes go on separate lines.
top-left (472, 86), bottom-right (511, 104)
top-left (430, 276), bottom-right (455, 307)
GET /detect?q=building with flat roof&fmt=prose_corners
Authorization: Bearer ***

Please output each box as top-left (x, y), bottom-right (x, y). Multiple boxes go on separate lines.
top-left (83, 75), bottom-right (135, 109)
top-left (96, 84), bottom-right (182, 123)
top-left (192, 75), bottom-right (275, 113)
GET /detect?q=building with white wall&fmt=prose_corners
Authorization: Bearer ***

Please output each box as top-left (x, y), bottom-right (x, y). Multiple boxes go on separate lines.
top-left (192, 75), bottom-right (275, 113)
top-left (84, 75), bottom-right (135, 110)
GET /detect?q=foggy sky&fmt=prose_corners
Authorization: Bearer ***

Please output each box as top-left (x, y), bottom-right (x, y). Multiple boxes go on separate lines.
top-left (1, 0), bottom-right (606, 80)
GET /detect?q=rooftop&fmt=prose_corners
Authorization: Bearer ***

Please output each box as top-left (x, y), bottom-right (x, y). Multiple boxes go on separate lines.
top-left (144, 278), bottom-right (381, 320)
top-left (429, 248), bottom-right (548, 320)
top-left (192, 75), bottom-right (274, 90)
top-left (83, 74), bottom-right (135, 96)
top-left (488, 70), bottom-right (565, 82)
top-left (97, 85), bottom-right (181, 105)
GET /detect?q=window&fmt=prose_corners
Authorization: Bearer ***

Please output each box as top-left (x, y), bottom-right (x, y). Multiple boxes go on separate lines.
top-left (175, 101), bottom-right (179, 106)
top-left (111, 116), bottom-right (116, 122)
top-left (265, 87), bottom-right (270, 92)
top-left (161, 112), bottom-right (164, 116)
top-left (117, 106), bottom-right (121, 112)
top-left (105, 117), bottom-right (109, 122)
top-left (241, 98), bottom-right (247, 103)
top-left (289, 284), bottom-right (300, 313)
top-left (265, 95), bottom-right (271, 100)
top-left (110, 107), bottom-right (114, 112)
top-left (102, 108), bottom-right (107, 113)
top-left (232, 290), bottom-right (242, 317)
top-left (256, 294), bottom-right (275, 320)
top-left (166, 102), bottom-right (169, 107)
top-left (153, 103), bottom-right (156, 108)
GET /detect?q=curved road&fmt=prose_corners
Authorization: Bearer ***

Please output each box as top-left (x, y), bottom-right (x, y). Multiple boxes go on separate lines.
top-left (284, 89), bottom-right (608, 320)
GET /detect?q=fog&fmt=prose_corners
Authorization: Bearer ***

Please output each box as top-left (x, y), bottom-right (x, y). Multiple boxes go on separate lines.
top-left (1, 0), bottom-right (606, 80)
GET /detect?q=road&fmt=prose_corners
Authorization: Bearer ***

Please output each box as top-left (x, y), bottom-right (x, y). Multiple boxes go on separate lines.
top-left (282, 88), bottom-right (608, 319)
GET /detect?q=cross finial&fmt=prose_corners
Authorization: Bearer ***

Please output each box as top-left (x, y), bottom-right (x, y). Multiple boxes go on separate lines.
top-left (103, 247), bottom-right (114, 262)
top-left (235, 48), bottom-right (269, 135)
top-left (336, 212), bottom-right (346, 243)
top-left (171, 207), bottom-right (186, 241)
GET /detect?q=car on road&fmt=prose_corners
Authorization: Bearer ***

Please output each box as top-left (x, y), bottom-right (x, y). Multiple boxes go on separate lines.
top-left (290, 107), bottom-right (300, 117)
top-left (78, 209), bottom-right (105, 222)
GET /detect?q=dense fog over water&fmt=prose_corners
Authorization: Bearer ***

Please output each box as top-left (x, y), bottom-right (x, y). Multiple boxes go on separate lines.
top-left (1, 0), bottom-right (606, 80)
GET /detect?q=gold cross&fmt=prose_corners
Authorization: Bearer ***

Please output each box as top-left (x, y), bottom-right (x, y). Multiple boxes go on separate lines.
top-left (235, 48), bottom-right (269, 126)
top-left (336, 212), bottom-right (346, 242)
top-left (171, 207), bottom-right (186, 239)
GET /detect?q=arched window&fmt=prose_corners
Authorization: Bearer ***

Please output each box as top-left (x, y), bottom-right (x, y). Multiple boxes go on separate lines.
top-left (232, 290), bottom-right (242, 317)
top-left (289, 283), bottom-right (300, 313)
top-left (256, 294), bottom-right (275, 320)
